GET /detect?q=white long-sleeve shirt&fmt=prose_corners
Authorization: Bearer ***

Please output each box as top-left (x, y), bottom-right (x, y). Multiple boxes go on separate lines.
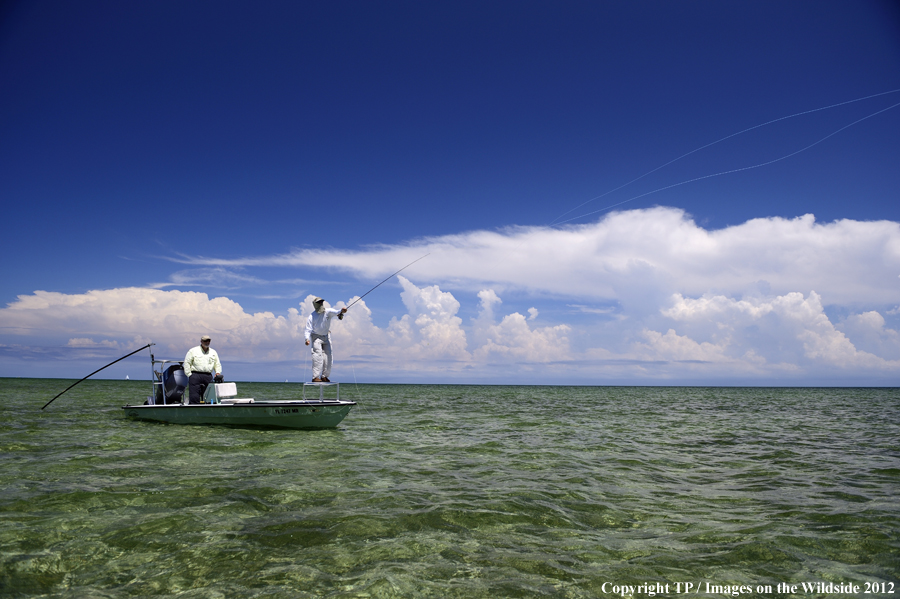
top-left (305, 308), bottom-right (342, 341)
top-left (183, 346), bottom-right (222, 377)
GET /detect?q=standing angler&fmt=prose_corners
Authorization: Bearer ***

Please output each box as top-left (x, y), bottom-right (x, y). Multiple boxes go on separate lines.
top-left (304, 297), bottom-right (347, 383)
top-left (183, 335), bottom-right (223, 403)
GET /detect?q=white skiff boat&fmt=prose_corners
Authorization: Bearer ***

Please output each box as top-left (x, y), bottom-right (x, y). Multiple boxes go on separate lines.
top-left (121, 356), bottom-right (355, 429)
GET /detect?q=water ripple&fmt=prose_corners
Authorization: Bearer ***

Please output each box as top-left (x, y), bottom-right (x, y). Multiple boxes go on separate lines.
top-left (1, 380), bottom-right (897, 597)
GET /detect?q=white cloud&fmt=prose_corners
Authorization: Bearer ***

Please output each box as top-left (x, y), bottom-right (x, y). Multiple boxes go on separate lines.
top-left (385, 276), bottom-right (468, 362)
top-left (152, 267), bottom-right (268, 289)
top-left (1, 283), bottom-right (579, 380)
top-left (637, 328), bottom-right (730, 363)
top-left (0, 288), bottom-right (300, 363)
top-left (67, 338), bottom-right (121, 349)
top-left (660, 291), bottom-right (900, 371)
top-left (4, 209), bottom-right (900, 383)
top-left (838, 310), bottom-right (900, 360)
top-left (477, 289), bottom-right (502, 319)
top-left (176, 207), bottom-right (900, 308)
top-left (472, 312), bottom-right (571, 364)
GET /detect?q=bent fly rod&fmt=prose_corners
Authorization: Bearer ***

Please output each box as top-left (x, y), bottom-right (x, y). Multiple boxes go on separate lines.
top-left (41, 343), bottom-right (155, 410)
top-left (340, 253), bottom-right (430, 319)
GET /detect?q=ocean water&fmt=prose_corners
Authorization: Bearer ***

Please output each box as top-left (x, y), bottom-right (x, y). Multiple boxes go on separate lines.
top-left (0, 379), bottom-right (897, 598)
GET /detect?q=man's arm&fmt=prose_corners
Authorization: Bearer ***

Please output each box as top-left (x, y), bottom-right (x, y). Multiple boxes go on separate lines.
top-left (183, 348), bottom-right (194, 377)
top-left (326, 307), bottom-right (348, 319)
top-left (304, 314), bottom-right (314, 345)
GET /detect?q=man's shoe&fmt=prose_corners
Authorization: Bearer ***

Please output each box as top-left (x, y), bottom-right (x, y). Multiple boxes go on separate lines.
top-left (322, 377), bottom-right (331, 383)
top-left (312, 377), bottom-right (323, 382)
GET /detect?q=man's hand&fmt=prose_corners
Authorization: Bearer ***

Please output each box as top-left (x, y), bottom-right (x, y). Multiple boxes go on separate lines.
top-left (305, 339), bottom-right (310, 346)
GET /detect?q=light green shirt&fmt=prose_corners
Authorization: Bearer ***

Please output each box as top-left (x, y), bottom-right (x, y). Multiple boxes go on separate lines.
top-left (183, 346), bottom-right (222, 377)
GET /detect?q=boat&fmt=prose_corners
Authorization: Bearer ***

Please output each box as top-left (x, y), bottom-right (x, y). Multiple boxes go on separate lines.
top-left (121, 355), bottom-right (356, 429)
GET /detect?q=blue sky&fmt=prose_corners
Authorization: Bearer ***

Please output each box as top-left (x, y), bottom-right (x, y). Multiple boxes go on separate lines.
top-left (1, 1), bottom-right (899, 385)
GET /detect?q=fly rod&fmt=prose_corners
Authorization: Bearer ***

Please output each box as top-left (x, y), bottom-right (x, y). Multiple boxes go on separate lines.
top-left (340, 253), bottom-right (430, 318)
top-left (41, 343), bottom-right (154, 410)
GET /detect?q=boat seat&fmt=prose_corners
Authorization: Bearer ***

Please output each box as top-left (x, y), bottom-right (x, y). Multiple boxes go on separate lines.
top-left (203, 382), bottom-right (254, 404)
top-left (214, 382), bottom-right (237, 397)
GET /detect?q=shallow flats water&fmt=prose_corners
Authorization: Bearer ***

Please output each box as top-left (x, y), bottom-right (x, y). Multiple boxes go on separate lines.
top-left (1, 380), bottom-right (898, 597)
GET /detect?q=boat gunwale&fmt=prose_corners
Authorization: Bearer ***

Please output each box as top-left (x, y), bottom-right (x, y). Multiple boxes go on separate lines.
top-left (122, 400), bottom-right (357, 409)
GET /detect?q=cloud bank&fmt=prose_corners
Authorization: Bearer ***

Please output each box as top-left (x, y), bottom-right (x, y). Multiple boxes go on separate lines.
top-left (175, 207), bottom-right (900, 304)
top-left (3, 208), bottom-right (899, 384)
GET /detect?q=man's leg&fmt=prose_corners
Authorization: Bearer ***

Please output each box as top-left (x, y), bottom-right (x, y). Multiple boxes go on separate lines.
top-left (321, 337), bottom-right (333, 379)
top-left (311, 335), bottom-right (325, 381)
top-left (188, 372), bottom-right (211, 403)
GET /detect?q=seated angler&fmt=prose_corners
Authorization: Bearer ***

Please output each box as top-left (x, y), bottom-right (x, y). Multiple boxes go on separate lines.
top-left (183, 335), bottom-right (223, 403)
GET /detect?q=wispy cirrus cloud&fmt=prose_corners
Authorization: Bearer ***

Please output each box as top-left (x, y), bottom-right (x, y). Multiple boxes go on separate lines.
top-left (150, 267), bottom-right (269, 290)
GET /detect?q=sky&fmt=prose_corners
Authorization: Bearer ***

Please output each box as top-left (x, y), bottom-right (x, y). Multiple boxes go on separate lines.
top-left (1, 1), bottom-right (899, 385)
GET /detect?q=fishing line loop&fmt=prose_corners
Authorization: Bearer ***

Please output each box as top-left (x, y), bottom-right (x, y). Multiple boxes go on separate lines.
top-left (550, 88), bottom-right (900, 226)
top-left (554, 96), bottom-right (900, 226)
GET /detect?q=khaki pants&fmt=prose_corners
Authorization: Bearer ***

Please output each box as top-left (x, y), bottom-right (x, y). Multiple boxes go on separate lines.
top-left (309, 333), bottom-right (333, 379)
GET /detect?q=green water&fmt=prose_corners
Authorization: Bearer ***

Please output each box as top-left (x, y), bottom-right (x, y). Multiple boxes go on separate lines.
top-left (1, 380), bottom-right (898, 598)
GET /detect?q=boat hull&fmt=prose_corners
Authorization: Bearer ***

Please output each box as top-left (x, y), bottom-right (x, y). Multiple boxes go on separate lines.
top-left (122, 401), bottom-right (355, 429)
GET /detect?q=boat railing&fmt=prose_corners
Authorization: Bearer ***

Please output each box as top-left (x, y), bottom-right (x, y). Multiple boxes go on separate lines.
top-left (302, 382), bottom-right (340, 401)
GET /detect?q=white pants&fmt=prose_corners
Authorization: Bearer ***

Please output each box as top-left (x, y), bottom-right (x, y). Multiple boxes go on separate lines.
top-left (310, 333), bottom-right (332, 378)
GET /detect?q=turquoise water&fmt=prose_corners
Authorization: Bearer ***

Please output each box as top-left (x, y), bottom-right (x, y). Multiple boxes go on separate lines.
top-left (1, 380), bottom-right (898, 598)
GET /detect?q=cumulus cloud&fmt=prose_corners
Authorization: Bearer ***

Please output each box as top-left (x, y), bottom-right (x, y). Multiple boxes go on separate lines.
top-left (659, 291), bottom-right (899, 371)
top-left (477, 289), bottom-right (502, 319)
top-left (472, 312), bottom-right (571, 364)
top-left (174, 207), bottom-right (900, 307)
top-left (0, 282), bottom-right (578, 379)
top-left (3, 208), bottom-right (900, 383)
top-left (838, 310), bottom-right (900, 361)
top-left (380, 276), bottom-right (469, 362)
top-left (0, 288), bottom-right (300, 362)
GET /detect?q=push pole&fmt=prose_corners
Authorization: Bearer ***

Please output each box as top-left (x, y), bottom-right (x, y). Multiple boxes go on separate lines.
top-left (41, 343), bottom-right (154, 410)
